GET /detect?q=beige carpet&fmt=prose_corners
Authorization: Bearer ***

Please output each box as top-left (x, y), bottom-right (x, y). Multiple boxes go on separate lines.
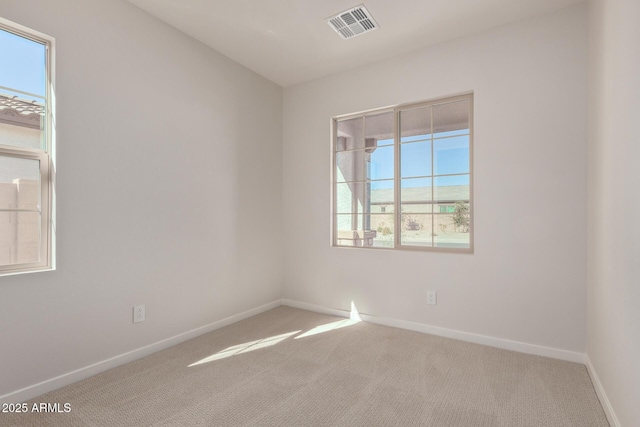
top-left (1, 306), bottom-right (608, 426)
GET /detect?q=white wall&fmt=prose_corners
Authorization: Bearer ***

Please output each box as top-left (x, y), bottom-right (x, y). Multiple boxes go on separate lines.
top-left (0, 0), bottom-right (282, 398)
top-left (588, 0), bottom-right (640, 424)
top-left (5, 0), bottom-right (623, 412)
top-left (283, 5), bottom-right (588, 354)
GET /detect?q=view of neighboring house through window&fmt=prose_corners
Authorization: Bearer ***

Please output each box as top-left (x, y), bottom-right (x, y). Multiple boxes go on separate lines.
top-left (0, 19), bottom-right (55, 274)
top-left (333, 94), bottom-right (472, 252)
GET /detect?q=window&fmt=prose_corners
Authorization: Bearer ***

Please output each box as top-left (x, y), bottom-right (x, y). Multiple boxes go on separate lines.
top-left (332, 94), bottom-right (472, 252)
top-left (0, 18), bottom-right (55, 275)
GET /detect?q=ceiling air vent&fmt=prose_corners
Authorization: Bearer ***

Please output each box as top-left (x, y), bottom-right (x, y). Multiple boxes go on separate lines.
top-left (327, 5), bottom-right (379, 40)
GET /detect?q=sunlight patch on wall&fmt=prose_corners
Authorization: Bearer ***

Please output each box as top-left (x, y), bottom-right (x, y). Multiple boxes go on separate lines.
top-left (350, 300), bottom-right (362, 321)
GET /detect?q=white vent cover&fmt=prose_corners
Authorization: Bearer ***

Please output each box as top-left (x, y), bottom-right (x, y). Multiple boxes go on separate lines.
top-left (327, 5), bottom-right (379, 40)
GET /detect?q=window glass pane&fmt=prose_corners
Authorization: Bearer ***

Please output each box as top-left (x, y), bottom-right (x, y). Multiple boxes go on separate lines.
top-left (369, 145), bottom-right (393, 180)
top-left (0, 117), bottom-right (44, 150)
top-left (336, 213), bottom-right (364, 232)
top-left (400, 177), bottom-right (431, 203)
top-left (435, 213), bottom-right (470, 248)
top-left (434, 135), bottom-right (469, 175)
top-left (376, 137), bottom-right (394, 147)
top-left (371, 214), bottom-right (394, 248)
top-left (0, 29), bottom-right (46, 96)
top-left (370, 179), bottom-right (393, 191)
top-left (401, 141), bottom-right (431, 178)
top-left (336, 182), bottom-right (365, 214)
top-left (0, 211), bottom-right (41, 266)
top-left (400, 106), bottom-right (432, 142)
top-left (365, 111), bottom-right (393, 145)
top-left (335, 238), bottom-right (354, 247)
top-left (371, 181), bottom-right (393, 215)
top-left (0, 29), bottom-right (46, 151)
top-left (335, 214), bottom-right (377, 247)
top-left (336, 150), bottom-right (365, 182)
top-left (0, 156), bottom-right (40, 210)
top-left (372, 204), bottom-right (394, 214)
top-left (400, 214), bottom-right (433, 247)
top-left (401, 176), bottom-right (434, 214)
top-left (336, 212), bottom-right (371, 232)
top-left (371, 181), bottom-right (394, 209)
top-left (336, 117), bottom-right (363, 151)
top-left (335, 215), bottom-right (355, 247)
top-left (401, 203), bottom-right (433, 214)
top-left (434, 175), bottom-right (469, 202)
top-left (433, 99), bottom-right (469, 137)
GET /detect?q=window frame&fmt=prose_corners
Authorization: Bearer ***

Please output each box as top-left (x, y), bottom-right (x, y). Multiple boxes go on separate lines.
top-left (0, 17), bottom-right (56, 275)
top-left (331, 93), bottom-right (473, 253)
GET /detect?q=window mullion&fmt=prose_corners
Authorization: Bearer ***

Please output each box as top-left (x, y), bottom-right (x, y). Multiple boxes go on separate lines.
top-left (430, 106), bottom-right (435, 247)
top-left (394, 108), bottom-right (400, 248)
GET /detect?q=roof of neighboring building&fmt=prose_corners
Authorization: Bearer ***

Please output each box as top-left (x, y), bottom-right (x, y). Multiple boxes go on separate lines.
top-left (0, 93), bottom-right (44, 129)
top-left (371, 185), bottom-right (469, 204)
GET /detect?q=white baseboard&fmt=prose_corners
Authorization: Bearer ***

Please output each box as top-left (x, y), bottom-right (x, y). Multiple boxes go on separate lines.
top-left (2, 298), bottom-right (590, 406)
top-left (282, 299), bottom-right (350, 319)
top-left (282, 299), bottom-right (585, 364)
top-left (0, 299), bottom-right (283, 405)
top-left (585, 355), bottom-right (621, 427)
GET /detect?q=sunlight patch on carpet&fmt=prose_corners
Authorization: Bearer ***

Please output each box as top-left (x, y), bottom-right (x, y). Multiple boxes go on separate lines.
top-left (188, 331), bottom-right (301, 366)
top-left (295, 319), bottom-right (359, 339)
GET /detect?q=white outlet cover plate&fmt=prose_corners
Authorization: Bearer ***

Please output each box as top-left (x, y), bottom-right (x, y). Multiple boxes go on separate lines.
top-left (133, 304), bottom-right (145, 323)
top-left (427, 291), bottom-right (437, 305)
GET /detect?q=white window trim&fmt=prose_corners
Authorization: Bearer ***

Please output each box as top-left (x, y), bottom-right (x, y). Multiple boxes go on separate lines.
top-left (331, 93), bottom-right (473, 253)
top-left (0, 17), bottom-right (56, 276)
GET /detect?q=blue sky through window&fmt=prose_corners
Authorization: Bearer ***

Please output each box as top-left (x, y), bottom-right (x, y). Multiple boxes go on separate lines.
top-left (0, 28), bottom-right (46, 97)
top-left (369, 131), bottom-right (470, 189)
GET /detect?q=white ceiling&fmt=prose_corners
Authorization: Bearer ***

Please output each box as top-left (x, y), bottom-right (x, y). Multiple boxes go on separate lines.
top-left (126, 0), bottom-right (584, 87)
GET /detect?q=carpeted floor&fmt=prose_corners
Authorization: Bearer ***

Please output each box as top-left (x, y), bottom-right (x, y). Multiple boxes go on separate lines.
top-left (1, 306), bottom-right (609, 426)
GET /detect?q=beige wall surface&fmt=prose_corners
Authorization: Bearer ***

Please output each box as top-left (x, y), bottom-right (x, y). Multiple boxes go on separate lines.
top-left (0, 0), bottom-right (283, 397)
top-left (588, 0), bottom-right (640, 424)
top-left (283, 5), bottom-right (588, 353)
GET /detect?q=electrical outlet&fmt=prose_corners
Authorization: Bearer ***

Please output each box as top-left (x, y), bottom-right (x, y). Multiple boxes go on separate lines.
top-left (427, 291), bottom-right (437, 306)
top-left (133, 304), bottom-right (145, 323)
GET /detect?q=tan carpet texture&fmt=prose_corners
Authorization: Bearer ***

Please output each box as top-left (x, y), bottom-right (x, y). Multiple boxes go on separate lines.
top-left (1, 306), bottom-right (608, 426)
